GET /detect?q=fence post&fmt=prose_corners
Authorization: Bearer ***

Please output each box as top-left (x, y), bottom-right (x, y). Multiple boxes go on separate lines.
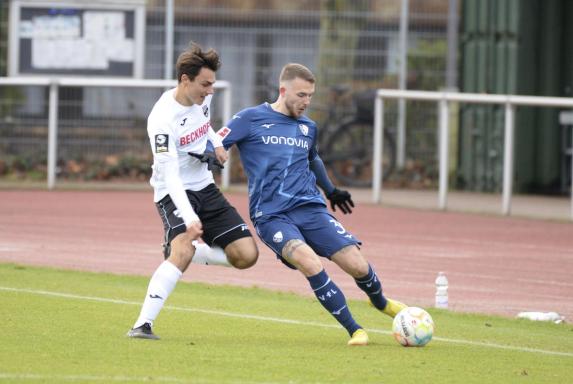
top-left (221, 84), bottom-right (232, 190)
top-left (397, 0), bottom-right (409, 169)
top-left (502, 102), bottom-right (515, 215)
top-left (372, 95), bottom-right (384, 203)
top-left (47, 81), bottom-right (59, 190)
top-left (438, 97), bottom-right (449, 210)
top-left (164, 0), bottom-right (174, 80)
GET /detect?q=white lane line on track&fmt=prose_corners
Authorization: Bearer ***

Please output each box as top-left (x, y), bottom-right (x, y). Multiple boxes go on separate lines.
top-left (1, 286), bottom-right (571, 358)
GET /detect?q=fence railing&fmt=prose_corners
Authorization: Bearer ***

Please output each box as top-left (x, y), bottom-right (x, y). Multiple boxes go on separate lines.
top-left (373, 89), bottom-right (573, 221)
top-left (0, 77), bottom-right (232, 189)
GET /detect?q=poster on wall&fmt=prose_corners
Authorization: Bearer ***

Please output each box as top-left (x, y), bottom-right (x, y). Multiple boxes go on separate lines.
top-left (9, 0), bottom-right (146, 77)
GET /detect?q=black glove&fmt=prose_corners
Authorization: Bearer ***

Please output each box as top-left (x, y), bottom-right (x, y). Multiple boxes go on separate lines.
top-left (188, 152), bottom-right (224, 171)
top-left (326, 188), bottom-right (354, 214)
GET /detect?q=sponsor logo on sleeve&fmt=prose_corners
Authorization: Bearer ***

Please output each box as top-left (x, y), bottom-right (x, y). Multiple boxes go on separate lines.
top-left (155, 134), bottom-right (169, 153)
top-left (217, 126), bottom-right (232, 139)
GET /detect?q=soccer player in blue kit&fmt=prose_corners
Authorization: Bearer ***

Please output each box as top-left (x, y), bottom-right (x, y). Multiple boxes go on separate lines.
top-left (219, 63), bottom-right (407, 346)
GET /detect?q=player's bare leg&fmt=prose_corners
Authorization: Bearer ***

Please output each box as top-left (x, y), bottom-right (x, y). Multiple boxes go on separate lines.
top-left (224, 237), bottom-right (258, 269)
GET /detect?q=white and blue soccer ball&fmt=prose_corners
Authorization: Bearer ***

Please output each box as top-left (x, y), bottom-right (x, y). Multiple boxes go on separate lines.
top-left (392, 307), bottom-right (434, 347)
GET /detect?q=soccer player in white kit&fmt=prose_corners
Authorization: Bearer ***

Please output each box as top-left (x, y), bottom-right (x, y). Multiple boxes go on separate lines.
top-left (127, 42), bottom-right (258, 339)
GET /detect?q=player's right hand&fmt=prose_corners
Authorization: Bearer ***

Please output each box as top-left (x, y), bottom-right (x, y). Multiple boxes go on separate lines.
top-left (186, 220), bottom-right (204, 239)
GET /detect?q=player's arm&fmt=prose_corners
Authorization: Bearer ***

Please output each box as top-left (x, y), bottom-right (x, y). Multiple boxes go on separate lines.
top-left (309, 155), bottom-right (335, 195)
top-left (309, 153), bottom-right (354, 215)
top-left (149, 125), bottom-right (200, 229)
top-left (219, 110), bottom-right (251, 150)
top-left (207, 126), bottom-right (228, 165)
top-left (188, 130), bottom-right (226, 171)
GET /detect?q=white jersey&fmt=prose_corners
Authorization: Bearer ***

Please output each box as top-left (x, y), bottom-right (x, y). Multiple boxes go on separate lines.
top-left (147, 88), bottom-right (223, 226)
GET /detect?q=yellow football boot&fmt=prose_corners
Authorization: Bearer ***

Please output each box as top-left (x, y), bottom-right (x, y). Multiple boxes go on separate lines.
top-left (347, 329), bottom-right (369, 346)
top-left (370, 298), bottom-right (408, 318)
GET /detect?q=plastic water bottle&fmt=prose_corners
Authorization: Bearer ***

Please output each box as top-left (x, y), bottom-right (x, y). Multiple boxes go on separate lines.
top-left (435, 272), bottom-right (448, 309)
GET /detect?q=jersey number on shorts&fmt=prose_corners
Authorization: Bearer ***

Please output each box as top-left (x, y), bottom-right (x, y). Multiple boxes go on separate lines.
top-left (329, 219), bottom-right (347, 234)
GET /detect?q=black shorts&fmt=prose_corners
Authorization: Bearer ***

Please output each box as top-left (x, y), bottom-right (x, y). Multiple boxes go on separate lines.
top-left (156, 183), bottom-right (252, 258)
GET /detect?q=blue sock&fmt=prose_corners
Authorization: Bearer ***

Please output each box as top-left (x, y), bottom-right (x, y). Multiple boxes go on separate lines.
top-left (355, 264), bottom-right (388, 310)
top-left (307, 269), bottom-right (361, 336)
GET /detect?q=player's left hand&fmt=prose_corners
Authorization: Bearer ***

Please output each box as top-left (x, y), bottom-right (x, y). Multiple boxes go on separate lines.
top-left (327, 188), bottom-right (354, 214)
top-left (188, 152), bottom-right (224, 171)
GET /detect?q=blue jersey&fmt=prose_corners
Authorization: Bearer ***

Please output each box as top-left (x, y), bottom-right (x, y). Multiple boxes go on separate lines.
top-left (222, 103), bottom-right (326, 221)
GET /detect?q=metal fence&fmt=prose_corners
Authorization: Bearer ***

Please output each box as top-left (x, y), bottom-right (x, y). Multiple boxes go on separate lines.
top-left (372, 89), bottom-right (573, 220)
top-left (0, 0), bottom-right (454, 186)
top-left (0, 77), bottom-right (231, 187)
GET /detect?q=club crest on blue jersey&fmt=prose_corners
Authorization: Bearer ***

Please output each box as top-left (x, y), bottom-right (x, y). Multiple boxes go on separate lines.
top-left (155, 134), bottom-right (169, 153)
top-left (273, 231), bottom-right (283, 243)
top-left (299, 124), bottom-right (309, 136)
top-left (202, 105), bottom-right (209, 117)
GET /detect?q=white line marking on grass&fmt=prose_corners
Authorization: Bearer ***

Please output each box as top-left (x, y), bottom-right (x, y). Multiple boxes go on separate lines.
top-left (0, 373), bottom-right (188, 383)
top-left (0, 373), bottom-right (283, 384)
top-left (2, 286), bottom-right (572, 358)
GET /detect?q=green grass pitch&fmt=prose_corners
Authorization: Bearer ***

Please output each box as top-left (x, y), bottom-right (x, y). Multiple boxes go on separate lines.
top-left (1, 263), bottom-right (572, 383)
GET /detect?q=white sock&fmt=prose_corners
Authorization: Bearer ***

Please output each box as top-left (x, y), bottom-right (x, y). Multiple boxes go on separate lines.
top-left (133, 260), bottom-right (182, 328)
top-left (191, 241), bottom-right (231, 267)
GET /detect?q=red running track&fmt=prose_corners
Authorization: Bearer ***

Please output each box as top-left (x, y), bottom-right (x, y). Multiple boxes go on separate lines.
top-left (1, 189), bottom-right (571, 320)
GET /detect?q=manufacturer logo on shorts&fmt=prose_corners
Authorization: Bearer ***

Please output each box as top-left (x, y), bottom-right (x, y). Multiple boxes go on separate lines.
top-left (299, 124), bottom-right (309, 136)
top-left (155, 134), bottom-right (168, 153)
top-left (273, 231), bottom-right (283, 243)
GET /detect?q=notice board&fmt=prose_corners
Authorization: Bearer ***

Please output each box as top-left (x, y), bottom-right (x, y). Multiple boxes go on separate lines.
top-left (9, 0), bottom-right (146, 77)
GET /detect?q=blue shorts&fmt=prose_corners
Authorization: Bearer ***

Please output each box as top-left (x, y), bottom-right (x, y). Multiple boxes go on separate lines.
top-left (254, 203), bottom-right (361, 268)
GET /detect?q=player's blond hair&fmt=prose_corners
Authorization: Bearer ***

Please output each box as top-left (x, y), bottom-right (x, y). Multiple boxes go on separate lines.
top-left (279, 63), bottom-right (315, 84)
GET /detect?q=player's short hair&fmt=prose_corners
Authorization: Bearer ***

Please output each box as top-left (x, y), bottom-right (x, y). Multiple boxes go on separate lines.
top-left (279, 63), bottom-right (315, 84)
top-left (176, 42), bottom-right (221, 82)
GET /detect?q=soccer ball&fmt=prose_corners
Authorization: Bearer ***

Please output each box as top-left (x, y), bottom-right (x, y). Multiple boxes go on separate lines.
top-left (392, 307), bottom-right (434, 347)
